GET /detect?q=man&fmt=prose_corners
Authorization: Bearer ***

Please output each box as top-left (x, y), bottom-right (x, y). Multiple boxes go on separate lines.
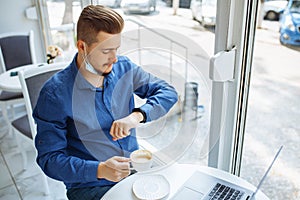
top-left (33, 5), bottom-right (178, 200)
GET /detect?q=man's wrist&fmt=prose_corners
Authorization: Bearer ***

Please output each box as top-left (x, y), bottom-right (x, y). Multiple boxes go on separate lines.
top-left (132, 108), bottom-right (146, 123)
top-left (97, 162), bottom-right (105, 179)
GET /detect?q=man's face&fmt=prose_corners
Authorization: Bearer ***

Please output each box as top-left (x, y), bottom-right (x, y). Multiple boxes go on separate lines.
top-left (85, 32), bottom-right (121, 75)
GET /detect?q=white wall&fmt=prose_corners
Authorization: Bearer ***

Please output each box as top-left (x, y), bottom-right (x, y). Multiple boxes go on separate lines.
top-left (0, 0), bottom-right (46, 63)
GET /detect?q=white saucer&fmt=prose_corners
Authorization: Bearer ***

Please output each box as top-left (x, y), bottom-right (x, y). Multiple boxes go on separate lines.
top-left (132, 174), bottom-right (170, 200)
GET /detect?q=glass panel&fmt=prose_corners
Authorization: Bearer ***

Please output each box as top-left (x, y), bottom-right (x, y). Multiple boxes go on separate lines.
top-left (120, 26), bottom-right (212, 166)
top-left (116, 1), bottom-right (215, 167)
top-left (241, 1), bottom-right (300, 199)
top-left (45, 0), bottom-right (82, 62)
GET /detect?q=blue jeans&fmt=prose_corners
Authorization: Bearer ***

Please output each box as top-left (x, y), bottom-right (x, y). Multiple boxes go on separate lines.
top-left (67, 185), bottom-right (113, 200)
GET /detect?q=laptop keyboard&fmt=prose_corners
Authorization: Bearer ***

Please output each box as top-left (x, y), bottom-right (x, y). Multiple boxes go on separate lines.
top-left (207, 183), bottom-right (244, 200)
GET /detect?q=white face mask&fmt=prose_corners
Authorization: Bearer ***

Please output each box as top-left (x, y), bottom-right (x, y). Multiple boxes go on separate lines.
top-left (83, 44), bottom-right (99, 75)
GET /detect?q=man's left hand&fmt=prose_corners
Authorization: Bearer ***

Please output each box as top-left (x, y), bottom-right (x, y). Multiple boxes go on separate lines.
top-left (110, 112), bottom-right (143, 140)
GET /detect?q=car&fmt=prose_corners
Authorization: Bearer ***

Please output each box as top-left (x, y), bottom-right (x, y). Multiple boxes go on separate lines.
top-left (121, 0), bottom-right (156, 14)
top-left (263, 0), bottom-right (288, 21)
top-left (190, 0), bottom-right (217, 27)
top-left (279, 0), bottom-right (300, 46)
top-left (96, 0), bottom-right (122, 8)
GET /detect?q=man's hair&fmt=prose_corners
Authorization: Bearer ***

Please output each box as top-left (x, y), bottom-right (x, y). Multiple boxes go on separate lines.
top-left (77, 5), bottom-right (124, 45)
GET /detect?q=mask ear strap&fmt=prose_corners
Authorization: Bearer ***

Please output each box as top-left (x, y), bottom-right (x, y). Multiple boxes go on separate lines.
top-left (83, 43), bottom-right (88, 60)
top-left (82, 43), bottom-right (91, 66)
top-left (82, 43), bottom-right (99, 75)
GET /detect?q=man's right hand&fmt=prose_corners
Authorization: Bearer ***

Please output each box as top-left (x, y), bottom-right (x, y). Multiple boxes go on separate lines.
top-left (97, 156), bottom-right (131, 182)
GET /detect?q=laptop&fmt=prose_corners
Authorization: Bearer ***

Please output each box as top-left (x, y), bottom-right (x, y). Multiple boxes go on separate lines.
top-left (171, 146), bottom-right (283, 200)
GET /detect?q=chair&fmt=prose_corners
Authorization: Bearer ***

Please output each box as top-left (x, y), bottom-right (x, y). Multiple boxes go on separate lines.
top-left (0, 30), bottom-right (36, 135)
top-left (11, 62), bottom-right (66, 195)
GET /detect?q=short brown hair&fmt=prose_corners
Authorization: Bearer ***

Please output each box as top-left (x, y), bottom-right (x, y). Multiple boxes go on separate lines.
top-left (77, 5), bottom-right (124, 45)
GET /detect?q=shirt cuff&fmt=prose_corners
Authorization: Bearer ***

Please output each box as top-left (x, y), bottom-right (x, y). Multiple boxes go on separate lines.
top-left (84, 160), bottom-right (100, 182)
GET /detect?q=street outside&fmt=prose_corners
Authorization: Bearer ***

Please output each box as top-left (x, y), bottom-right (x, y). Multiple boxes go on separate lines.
top-left (242, 20), bottom-right (300, 200)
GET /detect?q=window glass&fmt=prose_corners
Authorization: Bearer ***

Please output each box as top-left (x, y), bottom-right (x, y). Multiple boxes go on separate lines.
top-left (240, 1), bottom-right (300, 199)
top-left (118, 1), bottom-right (214, 167)
top-left (44, 0), bottom-right (82, 62)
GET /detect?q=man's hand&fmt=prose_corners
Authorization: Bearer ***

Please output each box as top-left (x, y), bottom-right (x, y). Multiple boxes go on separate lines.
top-left (110, 112), bottom-right (144, 141)
top-left (97, 156), bottom-right (131, 182)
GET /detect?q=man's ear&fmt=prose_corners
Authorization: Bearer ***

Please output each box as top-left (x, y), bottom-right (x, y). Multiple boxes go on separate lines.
top-left (77, 40), bottom-right (85, 54)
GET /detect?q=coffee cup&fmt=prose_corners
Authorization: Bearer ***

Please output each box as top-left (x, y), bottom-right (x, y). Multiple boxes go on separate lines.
top-left (130, 149), bottom-right (153, 172)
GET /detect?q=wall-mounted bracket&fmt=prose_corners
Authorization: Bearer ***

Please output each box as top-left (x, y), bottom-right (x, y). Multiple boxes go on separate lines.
top-left (25, 6), bottom-right (38, 20)
top-left (209, 47), bottom-right (236, 82)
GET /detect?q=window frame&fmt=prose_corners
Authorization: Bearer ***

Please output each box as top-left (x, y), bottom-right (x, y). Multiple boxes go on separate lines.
top-left (208, 0), bottom-right (259, 175)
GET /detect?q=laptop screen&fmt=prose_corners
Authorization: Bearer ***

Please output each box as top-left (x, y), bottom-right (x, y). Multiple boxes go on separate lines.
top-left (250, 145), bottom-right (283, 199)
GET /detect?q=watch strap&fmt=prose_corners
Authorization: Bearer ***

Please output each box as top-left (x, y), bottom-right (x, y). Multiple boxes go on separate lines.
top-left (132, 108), bottom-right (146, 123)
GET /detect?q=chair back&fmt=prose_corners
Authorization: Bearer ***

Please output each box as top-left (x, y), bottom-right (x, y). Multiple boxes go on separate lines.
top-left (0, 30), bottom-right (36, 72)
top-left (18, 62), bottom-right (67, 138)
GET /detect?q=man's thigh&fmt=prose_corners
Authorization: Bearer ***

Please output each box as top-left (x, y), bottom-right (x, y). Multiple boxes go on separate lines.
top-left (67, 185), bottom-right (113, 200)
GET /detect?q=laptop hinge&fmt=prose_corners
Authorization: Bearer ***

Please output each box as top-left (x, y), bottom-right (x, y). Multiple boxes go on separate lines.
top-left (209, 47), bottom-right (236, 82)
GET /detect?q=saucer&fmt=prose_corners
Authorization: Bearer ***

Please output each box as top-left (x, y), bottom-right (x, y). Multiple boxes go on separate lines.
top-left (132, 174), bottom-right (170, 200)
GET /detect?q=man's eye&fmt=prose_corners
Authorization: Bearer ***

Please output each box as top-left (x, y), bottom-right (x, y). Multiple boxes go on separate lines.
top-left (101, 48), bottom-right (119, 54)
top-left (102, 49), bottom-right (111, 54)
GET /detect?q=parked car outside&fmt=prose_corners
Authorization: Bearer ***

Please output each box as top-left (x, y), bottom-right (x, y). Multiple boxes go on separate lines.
top-left (96, 0), bottom-right (122, 8)
top-left (263, 0), bottom-right (288, 21)
top-left (279, 0), bottom-right (300, 46)
top-left (121, 0), bottom-right (156, 14)
top-left (190, 0), bottom-right (216, 27)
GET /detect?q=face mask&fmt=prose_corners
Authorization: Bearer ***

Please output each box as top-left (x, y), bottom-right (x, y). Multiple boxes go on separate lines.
top-left (83, 44), bottom-right (99, 75)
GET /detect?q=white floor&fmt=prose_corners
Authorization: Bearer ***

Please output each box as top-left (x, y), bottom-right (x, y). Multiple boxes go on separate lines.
top-left (0, 106), bottom-right (67, 200)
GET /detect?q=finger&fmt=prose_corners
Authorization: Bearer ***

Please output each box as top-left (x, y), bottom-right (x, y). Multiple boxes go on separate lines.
top-left (114, 164), bottom-right (130, 172)
top-left (118, 129), bottom-right (129, 139)
top-left (113, 156), bottom-right (131, 162)
top-left (110, 123), bottom-right (129, 140)
top-left (104, 158), bottom-right (123, 171)
top-left (121, 129), bottom-right (130, 137)
top-left (110, 123), bottom-right (115, 136)
top-left (121, 168), bottom-right (131, 173)
top-left (112, 171), bottom-right (124, 182)
top-left (110, 123), bottom-right (118, 140)
top-left (114, 171), bottom-right (130, 182)
top-left (115, 127), bottom-right (123, 139)
top-left (121, 170), bottom-right (130, 178)
top-left (119, 161), bottom-right (130, 171)
top-left (114, 126), bottom-right (128, 140)
top-left (110, 122), bottom-right (123, 139)
top-left (113, 156), bottom-right (131, 171)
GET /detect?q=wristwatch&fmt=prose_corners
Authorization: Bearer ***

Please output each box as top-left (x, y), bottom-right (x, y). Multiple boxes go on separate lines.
top-left (132, 108), bottom-right (146, 123)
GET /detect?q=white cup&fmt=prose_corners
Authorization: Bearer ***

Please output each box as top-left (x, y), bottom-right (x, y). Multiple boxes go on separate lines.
top-left (130, 149), bottom-right (153, 172)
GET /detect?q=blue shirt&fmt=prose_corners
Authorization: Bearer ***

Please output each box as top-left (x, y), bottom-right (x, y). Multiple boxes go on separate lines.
top-left (33, 54), bottom-right (178, 189)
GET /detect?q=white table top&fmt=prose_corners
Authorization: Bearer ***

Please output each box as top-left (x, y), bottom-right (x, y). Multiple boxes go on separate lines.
top-left (101, 163), bottom-right (269, 200)
top-left (0, 63), bottom-right (47, 92)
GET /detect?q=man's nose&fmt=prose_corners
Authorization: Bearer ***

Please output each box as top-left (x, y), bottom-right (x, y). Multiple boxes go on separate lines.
top-left (109, 50), bottom-right (117, 61)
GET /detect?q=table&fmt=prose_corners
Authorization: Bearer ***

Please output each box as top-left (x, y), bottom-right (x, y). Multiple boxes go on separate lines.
top-left (101, 163), bottom-right (269, 200)
top-left (0, 63), bottom-right (47, 92)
